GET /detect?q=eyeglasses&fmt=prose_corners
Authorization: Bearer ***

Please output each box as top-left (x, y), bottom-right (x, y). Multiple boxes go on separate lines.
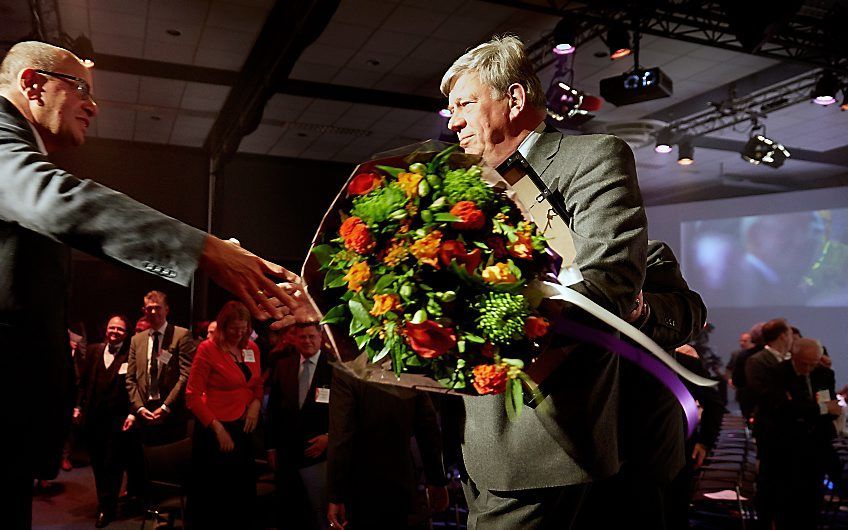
top-left (34, 69), bottom-right (95, 103)
top-left (142, 305), bottom-right (164, 314)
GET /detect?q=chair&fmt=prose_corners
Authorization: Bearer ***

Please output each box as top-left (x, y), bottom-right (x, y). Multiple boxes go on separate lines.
top-left (140, 436), bottom-right (193, 529)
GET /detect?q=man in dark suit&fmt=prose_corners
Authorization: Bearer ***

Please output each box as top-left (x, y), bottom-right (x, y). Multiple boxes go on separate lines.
top-left (441, 35), bottom-right (647, 528)
top-left (266, 322), bottom-right (333, 530)
top-left (0, 41), bottom-right (303, 527)
top-left (746, 318), bottom-right (794, 437)
top-left (76, 315), bottom-right (141, 528)
top-left (753, 338), bottom-right (841, 529)
top-left (326, 369), bottom-right (448, 530)
top-left (126, 291), bottom-right (195, 446)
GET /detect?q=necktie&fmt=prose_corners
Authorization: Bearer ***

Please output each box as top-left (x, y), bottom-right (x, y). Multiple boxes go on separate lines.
top-left (298, 357), bottom-right (313, 408)
top-left (149, 331), bottom-right (161, 401)
top-left (108, 343), bottom-right (117, 355)
top-left (803, 375), bottom-right (814, 400)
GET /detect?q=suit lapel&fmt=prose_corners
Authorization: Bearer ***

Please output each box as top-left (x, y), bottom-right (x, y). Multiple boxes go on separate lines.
top-left (138, 331), bottom-right (150, 380)
top-left (524, 129), bottom-right (563, 188)
top-left (283, 354), bottom-right (299, 408)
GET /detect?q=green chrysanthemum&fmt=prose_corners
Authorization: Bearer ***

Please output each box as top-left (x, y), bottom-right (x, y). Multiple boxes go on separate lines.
top-left (350, 182), bottom-right (408, 225)
top-left (442, 166), bottom-right (493, 206)
top-left (473, 292), bottom-right (529, 345)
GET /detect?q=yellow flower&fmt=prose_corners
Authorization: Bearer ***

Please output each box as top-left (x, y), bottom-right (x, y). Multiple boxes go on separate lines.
top-left (382, 239), bottom-right (409, 267)
top-left (344, 261), bottom-right (371, 292)
top-left (482, 262), bottom-right (517, 284)
top-left (370, 294), bottom-right (403, 316)
top-left (397, 172), bottom-right (424, 198)
top-left (410, 230), bottom-right (443, 268)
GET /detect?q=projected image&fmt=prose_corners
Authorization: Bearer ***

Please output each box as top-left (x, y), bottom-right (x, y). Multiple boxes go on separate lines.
top-left (682, 209), bottom-right (848, 308)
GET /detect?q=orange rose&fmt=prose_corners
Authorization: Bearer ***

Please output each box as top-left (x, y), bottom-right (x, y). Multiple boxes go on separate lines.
top-left (343, 261), bottom-right (371, 292)
top-left (524, 316), bottom-right (550, 339)
top-left (397, 172), bottom-right (424, 198)
top-left (472, 364), bottom-right (508, 395)
top-left (339, 216), bottom-right (365, 238)
top-left (439, 240), bottom-right (482, 274)
top-left (347, 172), bottom-right (383, 196)
top-left (410, 230), bottom-right (443, 268)
top-left (508, 232), bottom-right (534, 260)
top-left (370, 294), bottom-right (403, 316)
top-left (344, 223), bottom-right (376, 254)
top-left (481, 263), bottom-right (517, 284)
top-left (404, 320), bottom-right (456, 359)
top-left (450, 201), bottom-right (486, 231)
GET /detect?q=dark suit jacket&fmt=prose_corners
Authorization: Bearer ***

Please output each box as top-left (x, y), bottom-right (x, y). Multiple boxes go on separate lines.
top-left (126, 324), bottom-right (195, 414)
top-left (328, 369), bottom-right (446, 505)
top-left (461, 132), bottom-right (647, 490)
top-left (78, 341), bottom-right (131, 425)
top-left (0, 96), bottom-right (205, 475)
top-left (266, 350), bottom-right (333, 468)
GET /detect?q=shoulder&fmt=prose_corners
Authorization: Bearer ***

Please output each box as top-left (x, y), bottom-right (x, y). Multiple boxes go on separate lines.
top-left (560, 133), bottom-right (631, 152)
top-left (87, 343), bottom-right (103, 356)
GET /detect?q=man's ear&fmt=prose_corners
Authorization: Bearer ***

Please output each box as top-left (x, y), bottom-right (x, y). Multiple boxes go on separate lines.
top-left (19, 68), bottom-right (45, 103)
top-left (506, 83), bottom-right (527, 118)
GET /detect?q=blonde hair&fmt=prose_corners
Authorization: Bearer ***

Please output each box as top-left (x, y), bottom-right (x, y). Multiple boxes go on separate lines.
top-left (0, 41), bottom-right (75, 89)
top-left (440, 35), bottom-right (546, 110)
top-left (213, 301), bottom-right (252, 350)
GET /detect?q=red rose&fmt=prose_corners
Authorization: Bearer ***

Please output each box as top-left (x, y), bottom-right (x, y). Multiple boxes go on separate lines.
top-left (439, 240), bottom-right (482, 274)
top-left (472, 364), bottom-right (508, 395)
top-left (486, 236), bottom-right (508, 259)
top-left (404, 320), bottom-right (457, 359)
top-left (450, 201), bottom-right (486, 231)
top-left (347, 172), bottom-right (383, 196)
top-left (524, 316), bottom-right (550, 339)
top-left (344, 223), bottom-right (376, 254)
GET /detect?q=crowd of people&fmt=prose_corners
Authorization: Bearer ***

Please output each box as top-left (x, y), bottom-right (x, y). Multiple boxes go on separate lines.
top-left (726, 319), bottom-right (842, 530)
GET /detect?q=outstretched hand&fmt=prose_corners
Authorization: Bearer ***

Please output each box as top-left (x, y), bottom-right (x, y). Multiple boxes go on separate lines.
top-left (199, 235), bottom-right (299, 321)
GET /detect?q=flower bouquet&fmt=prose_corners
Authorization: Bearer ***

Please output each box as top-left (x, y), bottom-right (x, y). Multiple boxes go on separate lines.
top-left (303, 141), bottom-right (559, 418)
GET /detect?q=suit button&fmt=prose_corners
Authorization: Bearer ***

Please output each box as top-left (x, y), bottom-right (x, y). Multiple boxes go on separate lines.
top-left (168, 271), bottom-right (177, 278)
top-left (665, 318), bottom-right (676, 326)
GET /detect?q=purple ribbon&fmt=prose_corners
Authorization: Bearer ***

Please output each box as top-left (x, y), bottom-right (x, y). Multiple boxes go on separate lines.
top-left (550, 317), bottom-right (700, 438)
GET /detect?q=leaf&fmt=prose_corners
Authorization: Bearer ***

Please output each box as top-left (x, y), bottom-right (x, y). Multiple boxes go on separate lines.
top-left (434, 213), bottom-right (462, 222)
top-left (376, 165), bottom-right (405, 178)
top-left (505, 381), bottom-right (517, 422)
top-left (320, 304), bottom-right (347, 325)
top-left (324, 269), bottom-right (345, 290)
top-left (510, 378), bottom-right (523, 419)
top-left (373, 341), bottom-right (391, 363)
top-left (350, 317), bottom-right (367, 335)
top-left (464, 333), bottom-right (485, 344)
top-left (310, 244), bottom-right (335, 267)
top-left (348, 299), bottom-right (373, 329)
top-left (427, 144), bottom-right (459, 173)
top-left (354, 333), bottom-right (370, 351)
top-left (373, 273), bottom-right (397, 293)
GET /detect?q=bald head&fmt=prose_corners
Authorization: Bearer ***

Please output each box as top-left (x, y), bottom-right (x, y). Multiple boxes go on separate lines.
top-left (791, 338), bottom-right (822, 375)
top-left (0, 41), bottom-right (77, 89)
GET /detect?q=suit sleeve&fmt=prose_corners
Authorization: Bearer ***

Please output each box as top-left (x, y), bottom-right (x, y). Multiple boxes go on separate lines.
top-left (327, 369), bottom-right (357, 503)
top-left (126, 336), bottom-right (145, 412)
top-left (185, 341), bottom-right (215, 427)
top-left (412, 392), bottom-right (447, 487)
top-left (641, 240), bottom-right (707, 349)
top-left (559, 135), bottom-right (647, 318)
top-left (164, 331), bottom-right (195, 408)
top-left (0, 113), bottom-right (205, 286)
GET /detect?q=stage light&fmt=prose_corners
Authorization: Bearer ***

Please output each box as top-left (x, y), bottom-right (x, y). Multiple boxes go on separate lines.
top-left (654, 128), bottom-right (673, 154)
top-left (812, 71), bottom-right (839, 105)
top-left (546, 82), bottom-right (596, 126)
top-left (552, 19), bottom-right (576, 55)
top-left (606, 25), bottom-right (631, 60)
top-left (677, 141), bottom-right (694, 165)
top-left (741, 134), bottom-right (790, 168)
top-left (438, 108), bottom-right (452, 118)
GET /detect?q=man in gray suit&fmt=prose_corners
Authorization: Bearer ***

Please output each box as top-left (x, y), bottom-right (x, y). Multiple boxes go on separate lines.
top-left (441, 36), bottom-right (647, 528)
top-left (0, 41), bottom-right (302, 527)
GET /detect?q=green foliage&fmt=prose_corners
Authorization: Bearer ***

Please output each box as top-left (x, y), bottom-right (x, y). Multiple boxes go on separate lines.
top-left (442, 166), bottom-right (494, 206)
top-left (473, 292), bottom-right (530, 345)
top-left (351, 182), bottom-right (408, 225)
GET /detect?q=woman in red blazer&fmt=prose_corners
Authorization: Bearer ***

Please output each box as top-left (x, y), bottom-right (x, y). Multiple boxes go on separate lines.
top-left (186, 301), bottom-right (262, 528)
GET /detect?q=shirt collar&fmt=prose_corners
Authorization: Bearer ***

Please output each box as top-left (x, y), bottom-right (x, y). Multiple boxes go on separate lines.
top-left (517, 121), bottom-right (546, 159)
top-left (153, 321), bottom-right (168, 335)
top-left (764, 345), bottom-right (788, 361)
top-left (301, 350), bottom-right (321, 365)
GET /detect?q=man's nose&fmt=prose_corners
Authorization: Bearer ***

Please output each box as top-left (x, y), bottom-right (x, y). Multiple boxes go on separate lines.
top-left (83, 99), bottom-right (97, 118)
top-left (447, 112), bottom-right (463, 132)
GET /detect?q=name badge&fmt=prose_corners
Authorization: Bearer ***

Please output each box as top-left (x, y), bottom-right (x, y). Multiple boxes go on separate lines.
top-left (118, 362), bottom-right (128, 375)
top-left (243, 349), bottom-right (256, 363)
top-left (158, 350), bottom-right (172, 364)
top-left (816, 390), bottom-right (830, 404)
top-left (315, 387), bottom-right (330, 404)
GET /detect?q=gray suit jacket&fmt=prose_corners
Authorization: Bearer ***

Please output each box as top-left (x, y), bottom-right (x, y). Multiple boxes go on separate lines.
top-left (461, 132), bottom-right (647, 490)
top-left (126, 324), bottom-right (195, 413)
top-left (0, 96), bottom-right (205, 474)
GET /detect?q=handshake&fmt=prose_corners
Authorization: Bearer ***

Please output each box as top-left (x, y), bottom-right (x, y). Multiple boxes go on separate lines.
top-left (200, 236), bottom-right (322, 329)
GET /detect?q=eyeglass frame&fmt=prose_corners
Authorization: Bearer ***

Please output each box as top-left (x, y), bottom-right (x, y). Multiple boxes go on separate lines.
top-left (33, 69), bottom-right (95, 103)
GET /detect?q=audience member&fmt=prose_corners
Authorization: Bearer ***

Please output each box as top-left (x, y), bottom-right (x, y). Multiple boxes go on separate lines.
top-left (125, 291), bottom-right (195, 445)
top-left (206, 320), bottom-right (217, 342)
top-left (185, 301), bottom-right (262, 529)
top-left (730, 321), bottom-right (765, 421)
top-left (266, 323), bottom-right (332, 530)
top-left (327, 369), bottom-right (448, 530)
top-left (75, 315), bottom-right (142, 528)
top-left (134, 317), bottom-right (152, 335)
top-left (192, 321), bottom-right (211, 342)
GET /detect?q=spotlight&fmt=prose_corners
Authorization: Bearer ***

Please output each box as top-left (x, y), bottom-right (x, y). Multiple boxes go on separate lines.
top-left (654, 128), bottom-right (673, 154)
top-left (741, 134), bottom-right (790, 168)
top-left (546, 82), bottom-right (596, 127)
top-left (552, 19), bottom-right (576, 55)
top-left (606, 25), bottom-right (631, 60)
top-left (812, 71), bottom-right (839, 105)
top-left (438, 108), bottom-right (452, 118)
top-left (677, 141), bottom-right (694, 165)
